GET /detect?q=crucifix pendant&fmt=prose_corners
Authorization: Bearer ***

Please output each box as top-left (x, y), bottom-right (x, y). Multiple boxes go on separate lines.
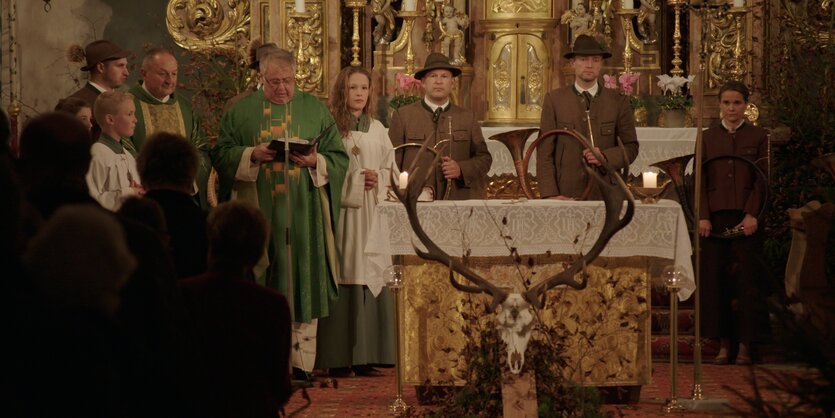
top-left (351, 145), bottom-right (361, 156)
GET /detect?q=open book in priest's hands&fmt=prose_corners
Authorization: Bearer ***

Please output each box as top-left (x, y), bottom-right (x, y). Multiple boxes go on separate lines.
top-left (267, 122), bottom-right (335, 159)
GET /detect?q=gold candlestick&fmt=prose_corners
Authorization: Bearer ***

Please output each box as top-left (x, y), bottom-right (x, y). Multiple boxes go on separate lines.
top-left (289, 10), bottom-right (313, 86)
top-left (397, 10), bottom-right (422, 76)
top-left (346, 0), bottom-right (367, 67)
top-left (385, 264), bottom-right (410, 415)
top-left (667, 0), bottom-right (686, 77)
top-left (615, 8), bottom-right (640, 74)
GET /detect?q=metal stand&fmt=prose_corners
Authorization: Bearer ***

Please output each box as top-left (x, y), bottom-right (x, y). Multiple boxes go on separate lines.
top-left (663, 266), bottom-right (685, 413)
top-left (385, 264), bottom-right (410, 415)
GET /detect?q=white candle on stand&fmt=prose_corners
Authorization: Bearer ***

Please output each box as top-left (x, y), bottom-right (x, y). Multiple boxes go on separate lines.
top-left (643, 171), bottom-right (658, 188)
top-left (733, 0), bottom-right (745, 7)
top-left (295, 0), bottom-right (305, 12)
top-left (404, 0), bottom-right (416, 11)
top-left (399, 172), bottom-right (409, 190)
top-left (623, 0), bottom-right (634, 9)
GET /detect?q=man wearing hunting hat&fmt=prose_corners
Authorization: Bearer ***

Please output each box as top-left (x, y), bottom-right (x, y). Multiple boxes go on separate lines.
top-left (65, 39), bottom-right (131, 142)
top-left (388, 53), bottom-right (492, 199)
top-left (537, 34), bottom-right (638, 199)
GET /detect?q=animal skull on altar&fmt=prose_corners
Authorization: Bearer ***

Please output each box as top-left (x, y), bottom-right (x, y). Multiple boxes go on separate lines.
top-left (496, 293), bottom-right (535, 374)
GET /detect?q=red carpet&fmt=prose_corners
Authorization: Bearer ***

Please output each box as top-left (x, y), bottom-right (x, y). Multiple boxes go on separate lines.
top-left (282, 362), bottom-right (813, 417)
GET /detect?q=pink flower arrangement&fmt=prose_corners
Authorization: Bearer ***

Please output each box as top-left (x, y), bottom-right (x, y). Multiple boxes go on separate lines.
top-left (603, 72), bottom-right (640, 95)
top-left (390, 73), bottom-right (423, 109)
top-left (603, 72), bottom-right (644, 108)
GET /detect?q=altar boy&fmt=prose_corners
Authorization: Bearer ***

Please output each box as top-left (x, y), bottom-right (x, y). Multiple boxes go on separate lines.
top-left (87, 90), bottom-right (143, 210)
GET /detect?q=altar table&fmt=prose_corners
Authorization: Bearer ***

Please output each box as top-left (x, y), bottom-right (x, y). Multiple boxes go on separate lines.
top-left (368, 199), bottom-right (694, 387)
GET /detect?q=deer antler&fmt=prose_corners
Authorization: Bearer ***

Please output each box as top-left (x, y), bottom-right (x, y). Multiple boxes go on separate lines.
top-left (521, 129), bottom-right (636, 308)
top-left (389, 145), bottom-right (509, 313)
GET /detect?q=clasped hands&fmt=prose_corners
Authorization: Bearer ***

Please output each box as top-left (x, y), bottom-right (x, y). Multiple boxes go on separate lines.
top-left (699, 213), bottom-right (758, 238)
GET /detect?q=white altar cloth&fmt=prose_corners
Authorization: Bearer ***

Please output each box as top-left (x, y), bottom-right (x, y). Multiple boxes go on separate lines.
top-left (367, 198), bottom-right (696, 300)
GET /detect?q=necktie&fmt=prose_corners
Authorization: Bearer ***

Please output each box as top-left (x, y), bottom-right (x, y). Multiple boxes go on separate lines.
top-left (432, 107), bottom-right (443, 123)
top-left (582, 91), bottom-right (593, 111)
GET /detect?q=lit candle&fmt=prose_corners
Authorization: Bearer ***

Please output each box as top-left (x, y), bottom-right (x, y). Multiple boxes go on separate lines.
top-left (623, 0), bottom-right (634, 9)
top-left (404, 0), bottom-right (416, 11)
top-left (399, 172), bottom-right (409, 190)
top-left (295, 0), bottom-right (305, 13)
top-left (732, 0), bottom-right (745, 7)
top-left (642, 171), bottom-right (658, 188)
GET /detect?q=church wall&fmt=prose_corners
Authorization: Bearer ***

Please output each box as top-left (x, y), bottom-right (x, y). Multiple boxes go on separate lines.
top-left (1, 0), bottom-right (180, 122)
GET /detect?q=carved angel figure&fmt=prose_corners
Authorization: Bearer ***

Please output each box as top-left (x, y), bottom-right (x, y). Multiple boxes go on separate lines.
top-left (438, 5), bottom-right (470, 65)
top-left (560, 3), bottom-right (597, 47)
top-left (496, 294), bottom-right (535, 374)
top-left (371, 0), bottom-right (395, 46)
top-left (637, 0), bottom-right (660, 44)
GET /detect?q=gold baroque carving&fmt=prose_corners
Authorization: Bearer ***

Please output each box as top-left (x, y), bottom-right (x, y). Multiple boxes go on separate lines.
top-left (166, 0), bottom-right (250, 50)
top-left (286, 3), bottom-right (325, 94)
top-left (525, 44), bottom-right (543, 111)
top-left (491, 0), bottom-right (548, 14)
top-left (492, 43), bottom-right (512, 112)
top-left (705, 9), bottom-right (744, 90)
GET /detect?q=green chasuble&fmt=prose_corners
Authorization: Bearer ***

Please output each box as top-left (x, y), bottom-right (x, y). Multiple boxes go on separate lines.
top-left (129, 82), bottom-right (212, 209)
top-left (212, 88), bottom-right (348, 322)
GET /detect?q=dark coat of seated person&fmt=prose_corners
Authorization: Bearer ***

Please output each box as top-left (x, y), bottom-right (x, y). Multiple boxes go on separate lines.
top-left (180, 201), bottom-right (292, 418)
top-left (136, 131), bottom-right (208, 278)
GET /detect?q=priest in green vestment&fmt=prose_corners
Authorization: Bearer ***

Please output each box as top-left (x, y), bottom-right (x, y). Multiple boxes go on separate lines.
top-left (211, 49), bottom-right (348, 373)
top-left (129, 48), bottom-right (212, 209)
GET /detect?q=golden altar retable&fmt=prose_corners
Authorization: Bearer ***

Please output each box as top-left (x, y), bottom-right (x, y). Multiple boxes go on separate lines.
top-left (368, 199), bottom-right (694, 387)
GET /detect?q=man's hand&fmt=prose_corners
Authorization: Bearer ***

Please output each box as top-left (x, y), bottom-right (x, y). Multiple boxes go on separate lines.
top-left (291, 145), bottom-right (318, 168)
top-left (130, 179), bottom-right (145, 196)
top-left (441, 156), bottom-right (461, 180)
top-left (737, 213), bottom-right (758, 236)
top-left (362, 169), bottom-right (378, 191)
top-left (582, 147), bottom-right (606, 166)
top-left (699, 219), bottom-right (712, 238)
top-left (251, 143), bottom-right (277, 163)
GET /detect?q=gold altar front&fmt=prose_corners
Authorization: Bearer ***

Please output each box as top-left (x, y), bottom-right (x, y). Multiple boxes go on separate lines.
top-left (399, 254), bottom-right (653, 387)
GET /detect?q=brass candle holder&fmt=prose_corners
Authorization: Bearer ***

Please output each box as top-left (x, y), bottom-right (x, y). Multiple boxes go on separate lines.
top-left (397, 10), bottom-right (422, 76)
top-left (662, 265), bottom-right (686, 413)
top-left (289, 10), bottom-right (313, 85)
top-left (385, 264), bottom-right (410, 415)
top-left (345, 0), bottom-right (367, 67)
top-left (629, 178), bottom-right (670, 204)
top-left (615, 7), bottom-right (640, 74)
top-left (667, 0), bottom-right (687, 77)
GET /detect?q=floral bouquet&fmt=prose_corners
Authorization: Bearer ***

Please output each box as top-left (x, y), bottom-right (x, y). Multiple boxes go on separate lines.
top-left (655, 74), bottom-right (696, 110)
top-left (604, 72), bottom-right (644, 109)
top-left (389, 72), bottom-right (422, 109)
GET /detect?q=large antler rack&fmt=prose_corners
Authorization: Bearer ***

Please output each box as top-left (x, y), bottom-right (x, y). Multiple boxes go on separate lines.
top-left (390, 128), bottom-right (635, 313)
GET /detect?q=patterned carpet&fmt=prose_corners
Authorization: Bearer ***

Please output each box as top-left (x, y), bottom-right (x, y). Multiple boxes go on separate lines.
top-left (281, 362), bottom-right (813, 417)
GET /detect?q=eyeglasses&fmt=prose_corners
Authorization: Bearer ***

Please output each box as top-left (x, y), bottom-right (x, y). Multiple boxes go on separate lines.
top-left (265, 77), bottom-right (295, 88)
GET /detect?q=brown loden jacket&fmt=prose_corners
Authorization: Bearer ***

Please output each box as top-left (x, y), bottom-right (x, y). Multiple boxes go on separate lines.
top-left (388, 101), bottom-right (492, 199)
top-left (699, 122), bottom-right (768, 220)
top-left (536, 84), bottom-right (639, 199)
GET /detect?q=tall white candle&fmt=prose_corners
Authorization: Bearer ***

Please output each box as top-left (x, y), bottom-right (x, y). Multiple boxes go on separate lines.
top-left (732, 0), bottom-right (745, 7)
top-left (399, 172), bottom-right (409, 190)
top-left (404, 0), bottom-right (416, 11)
top-left (623, 0), bottom-right (634, 9)
top-left (643, 171), bottom-right (658, 188)
top-left (295, 0), bottom-right (305, 13)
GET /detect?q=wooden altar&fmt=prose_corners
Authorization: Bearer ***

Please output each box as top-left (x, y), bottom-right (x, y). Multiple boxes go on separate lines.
top-left (368, 199), bottom-right (694, 387)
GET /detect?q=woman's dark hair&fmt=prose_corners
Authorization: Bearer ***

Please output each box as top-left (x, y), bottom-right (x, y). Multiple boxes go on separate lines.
top-left (718, 80), bottom-right (750, 103)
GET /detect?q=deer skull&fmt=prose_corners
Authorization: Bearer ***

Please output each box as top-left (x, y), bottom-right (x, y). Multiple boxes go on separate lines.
top-left (496, 293), bottom-right (535, 374)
